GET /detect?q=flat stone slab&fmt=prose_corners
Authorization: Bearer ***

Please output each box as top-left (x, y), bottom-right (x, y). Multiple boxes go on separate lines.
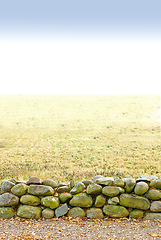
top-left (120, 193), bottom-right (150, 210)
top-left (55, 203), bottom-right (68, 218)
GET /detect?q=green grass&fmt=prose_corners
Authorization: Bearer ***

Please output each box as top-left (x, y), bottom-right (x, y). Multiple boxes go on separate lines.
top-left (0, 95), bottom-right (160, 182)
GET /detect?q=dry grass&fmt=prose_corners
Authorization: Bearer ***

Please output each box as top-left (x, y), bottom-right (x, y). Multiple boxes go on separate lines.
top-left (0, 95), bottom-right (160, 182)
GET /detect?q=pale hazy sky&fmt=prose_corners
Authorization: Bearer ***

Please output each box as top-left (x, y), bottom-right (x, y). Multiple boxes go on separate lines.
top-left (0, 0), bottom-right (161, 95)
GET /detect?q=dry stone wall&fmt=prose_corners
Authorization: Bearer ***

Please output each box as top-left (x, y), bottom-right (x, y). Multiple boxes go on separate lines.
top-left (0, 175), bottom-right (161, 220)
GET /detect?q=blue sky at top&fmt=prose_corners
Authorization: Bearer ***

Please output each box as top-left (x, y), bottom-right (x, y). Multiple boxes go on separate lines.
top-left (0, 0), bottom-right (161, 40)
top-left (0, 1), bottom-right (161, 95)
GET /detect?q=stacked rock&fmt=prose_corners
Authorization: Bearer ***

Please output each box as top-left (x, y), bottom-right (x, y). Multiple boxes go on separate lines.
top-left (0, 175), bottom-right (161, 220)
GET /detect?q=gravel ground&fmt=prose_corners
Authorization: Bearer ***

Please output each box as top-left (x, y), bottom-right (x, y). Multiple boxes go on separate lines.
top-left (0, 218), bottom-right (161, 240)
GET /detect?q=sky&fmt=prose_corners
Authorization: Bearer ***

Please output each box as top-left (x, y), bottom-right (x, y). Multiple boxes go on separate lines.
top-left (0, 0), bottom-right (161, 95)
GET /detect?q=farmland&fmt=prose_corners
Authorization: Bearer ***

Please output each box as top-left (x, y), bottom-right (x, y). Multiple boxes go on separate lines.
top-left (0, 95), bottom-right (160, 182)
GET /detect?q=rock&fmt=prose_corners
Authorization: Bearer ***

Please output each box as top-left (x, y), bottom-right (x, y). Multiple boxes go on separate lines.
top-left (20, 195), bottom-right (40, 206)
top-left (41, 196), bottom-right (59, 209)
top-left (7, 178), bottom-right (17, 184)
top-left (26, 177), bottom-right (42, 185)
top-left (92, 175), bottom-right (104, 183)
top-left (55, 203), bottom-right (68, 218)
top-left (102, 186), bottom-right (122, 197)
top-left (103, 205), bottom-right (129, 218)
top-left (57, 186), bottom-right (70, 193)
top-left (42, 208), bottom-right (54, 219)
top-left (120, 194), bottom-right (150, 210)
top-left (0, 207), bottom-right (14, 218)
top-left (69, 193), bottom-right (93, 208)
top-left (145, 189), bottom-right (161, 200)
top-left (28, 185), bottom-right (54, 196)
top-left (144, 212), bottom-right (161, 220)
top-left (81, 179), bottom-right (93, 186)
top-left (129, 209), bottom-right (144, 219)
top-left (95, 177), bottom-right (114, 186)
top-left (68, 207), bottom-right (85, 218)
top-left (42, 179), bottom-right (58, 189)
top-left (70, 182), bottom-right (86, 195)
top-left (123, 178), bottom-right (136, 193)
top-left (86, 183), bottom-right (102, 195)
top-left (1, 180), bottom-right (15, 194)
top-left (57, 182), bottom-right (69, 187)
top-left (136, 178), bottom-right (151, 183)
top-left (140, 175), bottom-right (158, 181)
top-left (134, 182), bottom-right (149, 195)
top-left (94, 194), bottom-right (106, 207)
top-left (17, 205), bottom-right (42, 219)
top-left (108, 197), bottom-right (119, 205)
top-left (150, 201), bottom-right (161, 212)
top-left (59, 193), bottom-right (73, 203)
top-left (149, 179), bottom-right (161, 190)
top-left (16, 181), bottom-right (27, 185)
top-left (0, 193), bottom-right (19, 207)
top-left (70, 179), bottom-right (75, 188)
top-left (11, 183), bottom-right (28, 197)
top-left (86, 208), bottom-right (104, 219)
top-left (113, 178), bottom-right (125, 187)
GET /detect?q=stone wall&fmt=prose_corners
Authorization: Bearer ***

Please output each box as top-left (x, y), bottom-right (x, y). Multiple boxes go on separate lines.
top-left (0, 175), bottom-right (161, 220)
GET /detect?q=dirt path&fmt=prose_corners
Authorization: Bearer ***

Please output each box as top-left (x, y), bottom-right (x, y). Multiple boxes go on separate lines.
top-left (0, 218), bottom-right (161, 240)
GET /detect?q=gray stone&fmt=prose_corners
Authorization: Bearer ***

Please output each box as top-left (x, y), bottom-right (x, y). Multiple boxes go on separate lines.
top-left (42, 179), bottom-right (58, 189)
top-left (55, 203), bottom-right (68, 218)
top-left (7, 178), bottom-right (17, 184)
top-left (94, 194), bottom-right (106, 208)
top-left (102, 186), bottom-right (122, 197)
top-left (103, 205), bottom-right (129, 218)
top-left (0, 207), bottom-right (14, 218)
top-left (70, 179), bottom-right (75, 188)
top-left (150, 201), bottom-right (161, 212)
top-left (41, 196), bottom-right (59, 209)
top-left (149, 179), bottom-right (161, 190)
top-left (0, 193), bottom-right (19, 207)
top-left (144, 212), bottom-right (161, 220)
top-left (70, 182), bottom-right (86, 195)
top-left (69, 193), bottom-right (93, 208)
top-left (92, 175), bottom-right (104, 183)
top-left (57, 182), bottom-right (69, 187)
top-left (86, 208), bottom-right (104, 219)
top-left (81, 179), bottom-right (93, 186)
top-left (1, 180), bottom-right (15, 194)
top-left (11, 183), bottom-right (28, 197)
top-left (28, 185), bottom-right (54, 196)
top-left (145, 189), bottom-right (161, 200)
top-left (26, 177), bottom-right (42, 185)
top-left (68, 207), bottom-right (85, 218)
top-left (134, 182), bottom-right (149, 195)
top-left (17, 205), bottom-right (42, 219)
top-left (59, 193), bottom-right (73, 203)
top-left (86, 183), bottom-right (102, 195)
top-left (129, 209), bottom-right (144, 219)
top-left (123, 178), bottom-right (136, 193)
top-left (42, 208), bottom-right (54, 219)
top-left (95, 177), bottom-right (114, 186)
top-left (120, 193), bottom-right (150, 210)
top-left (20, 195), bottom-right (40, 206)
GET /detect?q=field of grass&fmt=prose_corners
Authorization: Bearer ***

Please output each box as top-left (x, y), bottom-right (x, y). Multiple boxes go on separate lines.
top-left (0, 95), bottom-right (160, 182)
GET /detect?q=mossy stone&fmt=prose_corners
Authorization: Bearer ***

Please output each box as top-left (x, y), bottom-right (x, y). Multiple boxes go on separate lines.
top-left (59, 193), bottom-right (73, 203)
top-left (20, 195), bottom-right (40, 206)
top-left (134, 182), bottom-right (149, 195)
top-left (94, 194), bottom-right (106, 207)
top-left (68, 207), bottom-right (85, 218)
top-left (11, 183), bottom-right (28, 197)
top-left (129, 209), bottom-right (144, 219)
top-left (42, 179), bottom-right (58, 189)
top-left (86, 208), bottom-right (104, 219)
top-left (28, 185), bottom-right (54, 196)
top-left (1, 181), bottom-right (15, 194)
top-left (42, 208), bottom-right (54, 219)
top-left (113, 178), bottom-right (125, 187)
top-left (145, 189), bottom-right (161, 200)
top-left (120, 193), bottom-right (150, 210)
top-left (86, 183), bottom-right (102, 195)
top-left (124, 178), bottom-right (136, 193)
top-left (95, 177), bottom-right (114, 186)
top-left (149, 179), bottom-right (161, 190)
top-left (102, 186), bottom-right (121, 197)
top-left (108, 197), bottom-right (119, 205)
top-left (0, 207), bottom-right (14, 218)
top-left (69, 193), bottom-right (93, 208)
top-left (103, 205), bottom-right (129, 218)
top-left (41, 196), bottom-right (59, 209)
top-left (70, 182), bottom-right (86, 195)
top-left (17, 205), bottom-right (42, 219)
top-left (150, 201), bottom-right (161, 212)
top-left (0, 193), bottom-right (19, 207)
top-left (144, 212), bottom-right (161, 220)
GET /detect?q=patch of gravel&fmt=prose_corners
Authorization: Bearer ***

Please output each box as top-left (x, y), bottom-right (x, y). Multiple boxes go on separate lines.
top-left (0, 217), bottom-right (161, 239)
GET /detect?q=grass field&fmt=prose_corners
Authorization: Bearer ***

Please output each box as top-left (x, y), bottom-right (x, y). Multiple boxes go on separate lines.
top-left (0, 95), bottom-right (160, 182)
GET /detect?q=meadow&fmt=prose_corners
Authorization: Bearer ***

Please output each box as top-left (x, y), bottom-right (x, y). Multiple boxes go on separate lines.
top-left (0, 95), bottom-right (160, 182)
